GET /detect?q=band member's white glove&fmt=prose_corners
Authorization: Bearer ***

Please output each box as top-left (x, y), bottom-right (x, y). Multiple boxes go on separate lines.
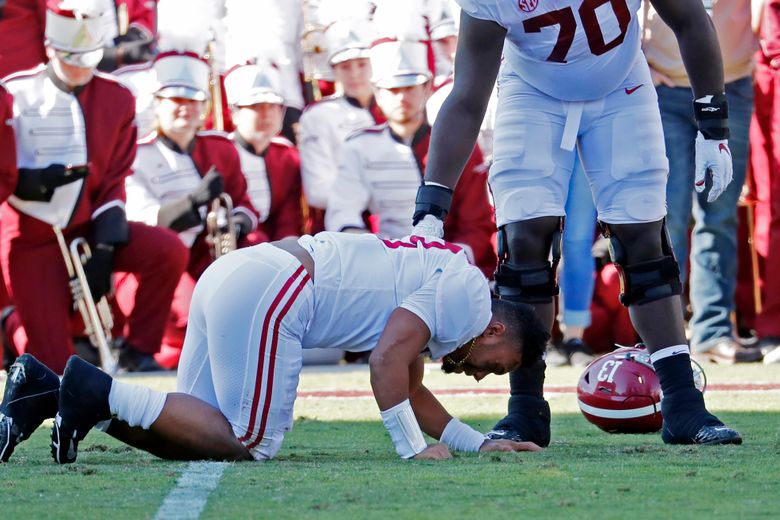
top-left (694, 131), bottom-right (733, 203)
top-left (411, 214), bottom-right (444, 239)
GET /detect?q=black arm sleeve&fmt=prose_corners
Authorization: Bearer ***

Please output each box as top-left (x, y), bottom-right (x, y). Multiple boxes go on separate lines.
top-left (93, 205), bottom-right (130, 246)
top-left (158, 196), bottom-right (202, 232)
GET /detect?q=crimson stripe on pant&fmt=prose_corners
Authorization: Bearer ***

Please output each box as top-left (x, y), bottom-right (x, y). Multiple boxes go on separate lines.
top-left (246, 272), bottom-right (311, 450)
top-left (238, 265), bottom-right (305, 444)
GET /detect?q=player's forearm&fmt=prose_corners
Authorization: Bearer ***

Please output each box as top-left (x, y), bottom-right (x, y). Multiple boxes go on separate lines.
top-left (369, 353), bottom-right (411, 411)
top-left (409, 384), bottom-right (452, 440)
top-left (652, 0), bottom-right (725, 97)
top-left (425, 97), bottom-right (485, 188)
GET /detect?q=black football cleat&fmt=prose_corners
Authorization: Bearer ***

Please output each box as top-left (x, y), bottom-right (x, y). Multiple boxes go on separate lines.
top-left (662, 421), bottom-right (743, 446)
top-left (51, 356), bottom-right (112, 464)
top-left (490, 395), bottom-right (551, 447)
top-left (0, 354), bottom-right (60, 462)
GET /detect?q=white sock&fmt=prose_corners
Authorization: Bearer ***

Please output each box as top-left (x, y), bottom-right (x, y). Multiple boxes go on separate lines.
top-left (108, 380), bottom-right (167, 429)
top-left (650, 344), bottom-right (691, 364)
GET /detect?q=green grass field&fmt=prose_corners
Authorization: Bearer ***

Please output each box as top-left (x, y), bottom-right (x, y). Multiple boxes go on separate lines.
top-left (2, 364), bottom-right (779, 519)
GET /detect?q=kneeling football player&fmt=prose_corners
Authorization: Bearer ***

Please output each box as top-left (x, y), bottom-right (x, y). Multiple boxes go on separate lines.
top-left (1, 232), bottom-right (546, 463)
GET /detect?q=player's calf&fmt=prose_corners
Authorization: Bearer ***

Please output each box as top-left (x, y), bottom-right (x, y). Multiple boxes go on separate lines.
top-left (0, 354), bottom-right (60, 462)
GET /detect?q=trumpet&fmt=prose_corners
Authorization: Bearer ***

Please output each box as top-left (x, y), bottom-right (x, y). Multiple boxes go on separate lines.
top-left (206, 193), bottom-right (237, 259)
top-left (53, 226), bottom-right (117, 375)
top-left (205, 41), bottom-right (225, 131)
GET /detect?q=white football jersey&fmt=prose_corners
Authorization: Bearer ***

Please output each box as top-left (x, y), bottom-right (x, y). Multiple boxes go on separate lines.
top-left (298, 232), bottom-right (491, 359)
top-left (457, 0), bottom-right (642, 100)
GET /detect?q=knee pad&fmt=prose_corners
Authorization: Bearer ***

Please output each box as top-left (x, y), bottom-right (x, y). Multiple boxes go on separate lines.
top-left (494, 219), bottom-right (563, 304)
top-left (601, 220), bottom-right (683, 307)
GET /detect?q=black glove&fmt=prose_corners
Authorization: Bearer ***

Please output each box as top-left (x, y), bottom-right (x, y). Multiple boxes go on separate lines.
top-left (232, 212), bottom-right (254, 240)
top-left (157, 196), bottom-right (202, 232)
top-left (97, 27), bottom-right (155, 72)
top-left (188, 167), bottom-right (224, 208)
top-left (14, 164), bottom-right (89, 202)
top-left (83, 244), bottom-right (114, 301)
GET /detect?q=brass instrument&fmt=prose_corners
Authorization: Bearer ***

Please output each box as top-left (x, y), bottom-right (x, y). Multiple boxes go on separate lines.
top-left (206, 193), bottom-right (237, 259)
top-left (205, 41), bottom-right (225, 131)
top-left (301, 0), bottom-right (325, 102)
top-left (117, 2), bottom-right (129, 36)
top-left (54, 227), bottom-right (117, 375)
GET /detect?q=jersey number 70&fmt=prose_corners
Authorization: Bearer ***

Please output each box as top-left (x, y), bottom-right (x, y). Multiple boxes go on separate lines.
top-left (522, 0), bottom-right (631, 63)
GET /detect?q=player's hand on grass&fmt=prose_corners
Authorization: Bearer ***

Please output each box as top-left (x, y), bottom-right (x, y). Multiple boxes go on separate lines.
top-left (479, 439), bottom-right (543, 453)
top-left (413, 443), bottom-right (452, 460)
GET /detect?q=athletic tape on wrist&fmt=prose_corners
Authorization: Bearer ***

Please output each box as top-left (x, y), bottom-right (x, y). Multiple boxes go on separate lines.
top-left (379, 399), bottom-right (427, 459)
top-left (441, 418), bottom-right (485, 452)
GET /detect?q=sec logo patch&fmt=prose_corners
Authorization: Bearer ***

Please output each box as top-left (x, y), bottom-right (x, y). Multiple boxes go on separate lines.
top-left (518, 0), bottom-right (538, 12)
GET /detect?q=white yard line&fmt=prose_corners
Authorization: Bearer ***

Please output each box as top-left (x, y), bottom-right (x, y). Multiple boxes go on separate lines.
top-left (154, 461), bottom-right (228, 520)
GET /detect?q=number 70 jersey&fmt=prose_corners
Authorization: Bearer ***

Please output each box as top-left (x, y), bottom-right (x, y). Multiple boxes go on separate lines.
top-left (457, 0), bottom-right (642, 101)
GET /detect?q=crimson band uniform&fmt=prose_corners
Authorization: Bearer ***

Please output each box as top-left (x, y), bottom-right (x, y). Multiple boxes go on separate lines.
top-left (1, 65), bottom-right (187, 373)
top-left (0, 0), bottom-right (47, 78)
top-left (232, 135), bottom-right (304, 242)
top-left (327, 123), bottom-right (496, 277)
top-left (177, 232), bottom-right (490, 460)
top-left (0, 83), bottom-right (18, 204)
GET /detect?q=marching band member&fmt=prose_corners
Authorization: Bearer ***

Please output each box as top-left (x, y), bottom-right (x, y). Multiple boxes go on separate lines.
top-left (123, 48), bottom-right (258, 369)
top-left (96, 0), bottom-right (157, 72)
top-left (298, 16), bottom-right (381, 232)
top-left (225, 61), bottom-right (304, 242)
top-left (1, 0), bottom-right (187, 373)
top-left (325, 29), bottom-right (496, 277)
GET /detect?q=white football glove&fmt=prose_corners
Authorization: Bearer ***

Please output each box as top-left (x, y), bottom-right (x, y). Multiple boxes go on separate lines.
top-left (411, 214), bottom-right (444, 239)
top-left (694, 131), bottom-right (733, 203)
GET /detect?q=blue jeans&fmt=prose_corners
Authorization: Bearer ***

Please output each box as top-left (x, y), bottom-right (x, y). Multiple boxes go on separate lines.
top-left (656, 77), bottom-right (753, 351)
top-left (560, 157), bottom-right (598, 328)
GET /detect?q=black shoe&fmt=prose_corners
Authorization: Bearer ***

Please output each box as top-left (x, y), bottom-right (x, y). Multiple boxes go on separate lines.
top-left (51, 356), bottom-right (112, 464)
top-left (491, 395), bottom-right (551, 447)
top-left (562, 338), bottom-right (595, 368)
top-left (117, 344), bottom-right (162, 373)
top-left (662, 422), bottom-right (743, 446)
top-left (660, 391), bottom-right (742, 446)
top-left (0, 354), bottom-right (60, 462)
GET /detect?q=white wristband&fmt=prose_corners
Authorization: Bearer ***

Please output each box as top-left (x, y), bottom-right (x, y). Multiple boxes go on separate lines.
top-left (379, 399), bottom-right (427, 459)
top-left (441, 418), bottom-right (486, 452)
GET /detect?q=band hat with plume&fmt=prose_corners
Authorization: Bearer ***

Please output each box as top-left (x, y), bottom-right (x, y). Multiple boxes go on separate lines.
top-left (45, 0), bottom-right (111, 66)
top-left (153, 0), bottom-right (214, 101)
top-left (325, 19), bottom-right (372, 66)
top-left (224, 62), bottom-right (285, 107)
top-left (369, 39), bottom-right (432, 89)
top-left (428, 0), bottom-right (459, 41)
top-left (370, 0), bottom-right (433, 89)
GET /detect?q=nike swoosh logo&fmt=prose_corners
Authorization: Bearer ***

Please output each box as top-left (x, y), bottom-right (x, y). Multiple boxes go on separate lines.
top-left (625, 85), bottom-right (644, 95)
top-left (719, 143), bottom-right (731, 157)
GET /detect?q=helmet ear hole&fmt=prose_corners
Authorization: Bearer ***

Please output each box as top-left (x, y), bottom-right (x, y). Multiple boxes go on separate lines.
top-left (583, 371), bottom-right (590, 384)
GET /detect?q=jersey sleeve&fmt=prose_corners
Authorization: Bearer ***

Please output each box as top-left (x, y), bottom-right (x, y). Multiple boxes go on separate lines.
top-left (454, 0), bottom-right (499, 22)
top-left (401, 254), bottom-right (493, 360)
top-left (399, 271), bottom-right (442, 341)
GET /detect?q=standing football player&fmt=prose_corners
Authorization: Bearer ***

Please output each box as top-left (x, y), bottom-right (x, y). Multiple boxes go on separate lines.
top-left (411, 0), bottom-right (741, 445)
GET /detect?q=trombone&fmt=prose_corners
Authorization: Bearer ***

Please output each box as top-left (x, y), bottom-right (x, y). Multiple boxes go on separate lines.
top-left (206, 193), bottom-right (237, 259)
top-left (53, 226), bottom-right (117, 375)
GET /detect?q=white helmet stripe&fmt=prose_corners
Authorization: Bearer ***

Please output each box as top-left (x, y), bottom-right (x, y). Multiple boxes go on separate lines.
top-left (577, 400), bottom-right (659, 419)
